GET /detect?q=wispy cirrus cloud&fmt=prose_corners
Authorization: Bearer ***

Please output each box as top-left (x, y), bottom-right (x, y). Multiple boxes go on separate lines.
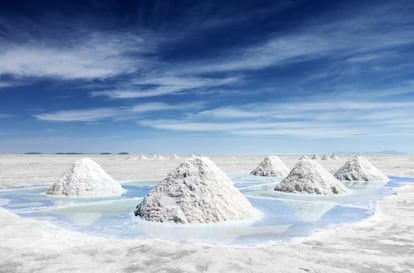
top-left (130, 102), bottom-right (203, 113)
top-left (0, 113), bottom-right (11, 119)
top-left (0, 33), bottom-right (157, 80)
top-left (174, 4), bottom-right (414, 75)
top-left (34, 101), bottom-right (203, 122)
top-left (91, 76), bottom-right (240, 98)
top-left (34, 108), bottom-right (122, 122)
top-left (138, 85), bottom-right (414, 138)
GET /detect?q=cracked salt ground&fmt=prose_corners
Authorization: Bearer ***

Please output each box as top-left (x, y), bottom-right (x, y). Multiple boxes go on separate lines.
top-left (0, 175), bottom-right (413, 246)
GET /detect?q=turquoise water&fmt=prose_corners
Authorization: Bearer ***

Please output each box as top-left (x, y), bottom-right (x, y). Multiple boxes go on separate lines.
top-left (0, 175), bottom-right (412, 246)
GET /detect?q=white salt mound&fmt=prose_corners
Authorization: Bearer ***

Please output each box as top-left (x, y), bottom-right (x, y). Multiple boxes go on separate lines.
top-left (330, 154), bottom-right (339, 160)
top-left (321, 155), bottom-right (330, 160)
top-left (334, 156), bottom-right (389, 181)
top-left (251, 156), bottom-right (289, 177)
top-left (151, 154), bottom-right (165, 160)
top-left (47, 158), bottom-right (125, 197)
top-left (135, 156), bottom-right (259, 224)
top-left (139, 154), bottom-right (148, 160)
top-left (311, 154), bottom-right (319, 160)
top-left (275, 158), bottom-right (347, 195)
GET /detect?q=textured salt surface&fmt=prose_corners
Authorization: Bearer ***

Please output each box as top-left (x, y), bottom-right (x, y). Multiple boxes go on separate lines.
top-left (1, 154), bottom-right (414, 273)
top-left (135, 157), bottom-right (258, 223)
top-left (251, 156), bottom-right (289, 177)
top-left (334, 156), bottom-right (389, 181)
top-left (1, 173), bottom-right (407, 245)
top-left (47, 158), bottom-right (125, 197)
top-left (275, 158), bottom-right (347, 195)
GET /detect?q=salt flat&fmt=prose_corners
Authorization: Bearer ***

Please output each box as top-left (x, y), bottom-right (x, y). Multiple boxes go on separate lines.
top-left (0, 154), bottom-right (413, 272)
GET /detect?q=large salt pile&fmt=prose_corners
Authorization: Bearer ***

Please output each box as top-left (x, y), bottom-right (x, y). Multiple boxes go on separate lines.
top-left (47, 158), bottom-right (125, 197)
top-left (334, 156), bottom-right (389, 181)
top-left (275, 158), bottom-right (347, 195)
top-left (251, 156), bottom-right (289, 177)
top-left (135, 156), bottom-right (258, 224)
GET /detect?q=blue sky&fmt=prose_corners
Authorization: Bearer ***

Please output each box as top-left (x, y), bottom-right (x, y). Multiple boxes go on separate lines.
top-left (0, 0), bottom-right (414, 153)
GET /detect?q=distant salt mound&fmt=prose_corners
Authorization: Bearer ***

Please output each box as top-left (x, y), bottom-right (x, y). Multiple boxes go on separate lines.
top-left (135, 156), bottom-right (258, 224)
top-left (311, 154), bottom-right (319, 160)
top-left (47, 158), bottom-right (125, 197)
top-left (171, 154), bottom-right (180, 159)
top-left (321, 155), bottom-right (330, 160)
top-left (251, 156), bottom-right (289, 177)
top-left (330, 154), bottom-right (339, 160)
top-left (275, 158), bottom-right (347, 195)
top-left (299, 155), bottom-right (309, 160)
top-left (150, 154), bottom-right (164, 160)
top-left (139, 154), bottom-right (148, 160)
top-left (334, 156), bottom-right (388, 181)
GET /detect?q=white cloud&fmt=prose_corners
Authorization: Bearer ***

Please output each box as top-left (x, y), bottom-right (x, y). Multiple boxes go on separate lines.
top-left (175, 5), bottom-right (414, 74)
top-left (34, 101), bottom-right (203, 122)
top-left (0, 33), bottom-right (155, 80)
top-left (0, 113), bottom-right (11, 119)
top-left (130, 102), bottom-right (203, 113)
top-left (137, 87), bottom-right (414, 138)
top-left (91, 76), bottom-right (240, 98)
top-left (34, 108), bottom-right (122, 122)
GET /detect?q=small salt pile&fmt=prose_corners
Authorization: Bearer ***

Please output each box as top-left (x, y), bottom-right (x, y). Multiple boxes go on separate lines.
top-left (251, 156), bottom-right (289, 177)
top-left (330, 154), bottom-right (339, 160)
top-left (321, 155), bottom-right (330, 160)
top-left (275, 158), bottom-right (347, 195)
top-left (311, 154), bottom-right (319, 160)
top-left (334, 156), bottom-right (389, 181)
top-left (135, 156), bottom-right (259, 224)
top-left (139, 154), bottom-right (148, 160)
top-left (47, 158), bottom-right (125, 197)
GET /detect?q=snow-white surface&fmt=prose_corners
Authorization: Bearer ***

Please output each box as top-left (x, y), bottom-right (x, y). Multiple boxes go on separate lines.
top-left (334, 156), bottom-right (389, 181)
top-left (250, 155), bottom-right (289, 177)
top-left (47, 158), bottom-right (125, 197)
top-left (275, 158), bottom-right (348, 195)
top-left (136, 157), bottom-right (258, 223)
top-left (0, 154), bottom-right (414, 272)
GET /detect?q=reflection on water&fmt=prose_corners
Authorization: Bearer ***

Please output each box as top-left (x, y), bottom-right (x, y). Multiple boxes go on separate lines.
top-left (0, 175), bottom-right (412, 246)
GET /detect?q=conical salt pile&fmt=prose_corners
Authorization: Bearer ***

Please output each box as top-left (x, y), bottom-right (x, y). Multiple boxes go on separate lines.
top-left (321, 155), bottom-right (330, 160)
top-left (135, 157), bottom-right (259, 224)
top-left (334, 156), bottom-right (388, 181)
top-left (172, 154), bottom-right (180, 159)
top-left (139, 154), bottom-right (148, 160)
top-left (47, 158), bottom-right (125, 197)
top-left (330, 154), bottom-right (339, 160)
top-left (251, 156), bottom-right (289, 177)
top-left (275, 158), bottom-right (347, 195)
top-left (311, 154), bottom-right (319, 160)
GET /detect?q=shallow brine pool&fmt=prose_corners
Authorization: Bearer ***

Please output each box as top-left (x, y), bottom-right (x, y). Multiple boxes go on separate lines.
top-left (0, 175), bottom-right (412, 246)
